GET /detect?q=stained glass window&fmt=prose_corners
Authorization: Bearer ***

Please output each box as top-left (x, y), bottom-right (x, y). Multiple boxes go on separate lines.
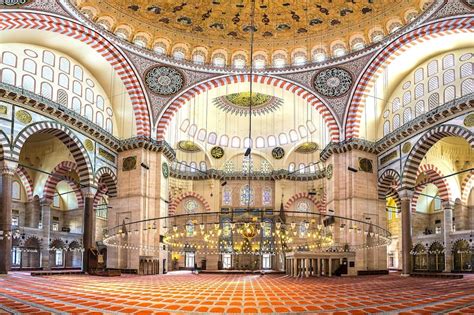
top-left (296, 201), bottom-right (309, 212)
top-left (240, 185), bottom-right (254, 206)
top-left (222, 219), bottom-right (232, 237)
top-left (262, 187), bottom-right (272, 205)
top-left (299, 221), bottom-right (308, 238)
top-left (223, 187), bottom-right (232, 205)
top-left (184, 199), bottom-right (198, 214)
top-left (186, 220), bottom-right (194, 237)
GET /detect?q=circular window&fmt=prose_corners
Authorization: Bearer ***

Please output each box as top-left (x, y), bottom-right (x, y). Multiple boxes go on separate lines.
top-left (184, 199), bottom-right (198, 214)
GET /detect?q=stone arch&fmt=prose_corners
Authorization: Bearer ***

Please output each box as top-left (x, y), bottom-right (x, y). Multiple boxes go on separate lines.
top-left (402, 124), bottom-right (474, 189)
top-left (345, 17), bottom-right (473, 139)
top-left (156, 74), bottom-right (340, 142)
top-left (461, 170), bottom-right (474, 205)
top-left (411, 164), bottom-right (451, 210)
top-left (16, 166), bottom-right (33, 202)
top-left (284, 192), bottom-right (325, 213)
top-left (43, 161), bottom-right (84, 208)
top-left (378, 169), bottom-right (401, 209)
top-left (168, 191), bottom-right (211, 216)
top-left (94, 167), bottom-right (118, 197)
top-left (0, 129), bottom-right (10, 161)
top-left (0, 11), bottom-right (151, 136)
top-left (13, 121), bottom-right (94, 187)
top-left (24, 235), bottom-right (41, 248)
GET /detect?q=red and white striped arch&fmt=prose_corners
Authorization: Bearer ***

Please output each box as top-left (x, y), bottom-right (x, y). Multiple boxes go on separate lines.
top-left (168, 191), bottom-right (211, 216)
top-left (461, 170), bottom-right (474, 205)
top-left (284, 192), bottom-right (326, 213)
top-left (0, 11), bottom-right (151, 136)
top-left (43, 161), bottom-right (84, 208)
top-left (411, 164), bottom-right (451, 211)
top-left (16, 166), bottom-right (33, 202)
top-left (156, 74), bottom-right (341, 142)
top-left (345, 17), bottom-right (474, 139)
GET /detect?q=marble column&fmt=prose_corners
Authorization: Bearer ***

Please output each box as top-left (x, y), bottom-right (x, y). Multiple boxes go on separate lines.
top-left (328, 258), bottom-right (332, 277)
top-left (305, 258), bottom-right (309, 277)
top-left (0, 164), bottom-right (15, 274)
top-left (400, 189), bottom-right (414, 276)
top-left (82, 187), bottom-right (96, 273)
top-left (293, 258), bottom-right (298, 277)
top-left (443, 202), bottom-right (453, 272)
top-left (40, 198), bottom-right (51, 270)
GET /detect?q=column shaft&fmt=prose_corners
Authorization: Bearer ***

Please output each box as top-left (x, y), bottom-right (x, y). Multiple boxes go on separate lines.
top-left (400, 190), bottom-right (413, 276)
top-left (443, 203), bottom-right (453, 272)
top-left (83, 194), bottom-right (95, 272)
top-left (0, 167), bottom-right (14, 274)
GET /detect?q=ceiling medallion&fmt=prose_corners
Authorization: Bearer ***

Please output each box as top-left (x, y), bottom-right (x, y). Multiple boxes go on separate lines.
top-left (162, 162), bottom-right (169, 179)
top-left (464, 113), bottom-right (474, 127)
top-left (15, 110), bottom-right (32, 124)
top-left (295, 142), bottom-right (319, 154)
top-left (1, 0), bottom-right (28, 6)
top-left (272, 147), bottom-right (285, 160)
top-left (358, 158), bottom-right (373, 173)
top-left (402, 142), bottom-right (412, 154)
top-left (177, 140), bottom-right (200, 152)
top-left (213, 92), bottom-right (283, 116)
top-left (145, 66), bottom-right (184, 96)
top-left (211, 146), bottom-right (224, 159)
top-left (313, 67), bottom-right (352, 97)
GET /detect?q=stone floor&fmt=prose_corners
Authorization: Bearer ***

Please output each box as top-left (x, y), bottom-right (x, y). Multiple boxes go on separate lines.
top-left (0, 271), bottom-right (473, 314)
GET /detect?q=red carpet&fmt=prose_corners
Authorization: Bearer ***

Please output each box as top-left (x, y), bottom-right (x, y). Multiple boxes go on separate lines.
top-left (0, 272), bottom-right (473, 314)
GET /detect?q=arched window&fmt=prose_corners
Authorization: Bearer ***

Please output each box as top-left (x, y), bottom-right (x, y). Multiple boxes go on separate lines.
top-left (402, 91), bottom-right (411, 106)
top-left (56, 89), bottom-right (68, 106)
top-left (461, 79), bottom-right (473, 96)
top-left (262, 187), bottom-right (272, 206)
top-left (428, 93), bottom-right (439, 110)
top-left (240, 184), bottom-right (254, 206)
top-left (208, 132), bottom-right (217, 145)
top-left (289, 130), bottom-right (298, 142)
top-left (188, 124), bottom-right (197, 137)
top-left (306, 120), bottom-right (317, 133)
top-left (180, 119), bottom-right (190, 132)
top-left (403, 108), bottom-right (412, 124)
top-left (428, 76), bottom-right (439, 92)
top-left (40, 82), bottom-right (53, 99)
top-left (267, 135), bottom-right (276, 147)
top-left (232, 54), bottom-right (246, 69)
top-left (414, 68), bottom-right (424, 83)
top-left (444, 85), bottom-right (455, 102)
top-left (42, 50), bottom-right (55, 66)
top-left (288, 163), bottom-right (295, 172)
top-left (427, 60), bottom-right (438, 76)
top-left (197, 129), bottom-right (206, 141)
top-left (12, 181), bottom-right (21, 200)
top-left (415, 100), bottom-right (424, 117)
top-left (383, 120), bottom-right (390, 136)
top-left (293, 52), bottom-right (306, 66)
top-left (442, 54), bottom-right (454, 70)
top-left (72, 97), bottom-right (81, 113)
top-left (22, 75), bottom-right (35, 92)
top-left (392, 98), bottom-right (401, 112)
top-left (298, 163), bottom-right (305, 174)
top-left (41, 66), bottom-right (53, 81)
top-left (309, 163), bottom-right (316, 173)
top-left (393, 114), bottom-right (400, 130)
top-left (231, 136), bottom-right (241, 148)
top-left (84, 104), bottom-right (93, 120)
top-left (273, 54), bottom-right (286, 68)
top-left (219, 135), bottom-right (229, 146)
top-left (199, 161), bottom-right (207, 171)
top-left (298, 125), bottom-right (308, 138)
top-left (223, 187), bottom-right (232, 205)
top-left (189, 162), bottom-right (197, 173)
top-left (105, 118), bottom-right (113, 133)
top-left (23, 59), bottom-right (36, 74)
top-left (1, 68), bottom-right (16, 85)
top-left (96, 95), bottom-right (105, 110)
top-left (192, 51), bottom-right (205, 64)
top-left (415, 83), bottom-right (424, 99)
top-left (242, 156), bottom-right (253, 174)
top-left (256, 137), bottom-right (265, 148)
top-left (2, 52), bottom-right (17, 66)
top-left (73, 65), bottom-right (83, 80)
top-left (85, 88), bottom-right (94, 103)
top-left (460, 63), bottom-right (473, 78)
top-left (443, 69), bottom-right (455, 84)
top-left (172, 48), bottom-right (185, 61)
top-left (58, 73), bottom-right (69, 88)
top-left (212, 54), bottom-right (226, 67)
top-left (73, 80), bottom-right (82, 96)
top-left (243, 137), bottom-right (252, 148)
top-left (278, 133), bottom-right (288, 145)
top-left (96, 111), bottom-right (104, 128)
top-left (59, 57), bottom-right (70, 73)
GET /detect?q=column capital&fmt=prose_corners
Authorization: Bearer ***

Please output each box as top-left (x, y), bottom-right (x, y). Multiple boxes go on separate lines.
top-left (398, 188), bottom-right (414, 201)
top-left (1, 160), bottom-right (17, 177)
top-left (442, 201), bottom-right (454, 211)
top-left (81, 187), bottom-right (97, 199)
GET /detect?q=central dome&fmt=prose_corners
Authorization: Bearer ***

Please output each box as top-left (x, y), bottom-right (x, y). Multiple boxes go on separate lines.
top-left (75, 0), bottom-right (429, 68)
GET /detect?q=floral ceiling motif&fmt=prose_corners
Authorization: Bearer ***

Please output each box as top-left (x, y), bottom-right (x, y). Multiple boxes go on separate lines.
top-left (145, 65), bottom-right (184, 96)
top-left (73, 0), bottom-right (428, 68)
top-left (313, 67), bottom-right (352, 97)
top-left (213, 92), bottom-right (283, 116)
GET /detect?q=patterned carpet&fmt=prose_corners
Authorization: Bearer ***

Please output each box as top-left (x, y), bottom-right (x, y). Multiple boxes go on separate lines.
top-left (0, 272), bottom-right (473, 314)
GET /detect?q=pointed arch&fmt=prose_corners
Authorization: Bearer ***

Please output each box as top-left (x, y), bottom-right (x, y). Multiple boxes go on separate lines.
top-left (94, 167), bottom-right (117, 197)
top-left (378, 169), bottom-right (401, 209)
top-left (461, 170), bottom-right (474, 205)
top-left (43, 161), bottom-right (84, 208)
top-left (346, 17), bottom-right (473, 139)
top-left (16, 166), bottom-right (33, 202)
top-left (0, 129), bottom-right (10, 161)
top-left (411, 164), bottom-right (451, 211)
top-left (13, 121), bottom-right (94, 187)
top-left (168, 191), bottom-right (211, 216)
top-left (284, 192), bottom-right (325, 213)
top-left (156, 74), bottom-right (340, 142)
top-left (402, 124), bottom-right (474, 189)
top-left (0, 11), bottom-right (151, 136)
